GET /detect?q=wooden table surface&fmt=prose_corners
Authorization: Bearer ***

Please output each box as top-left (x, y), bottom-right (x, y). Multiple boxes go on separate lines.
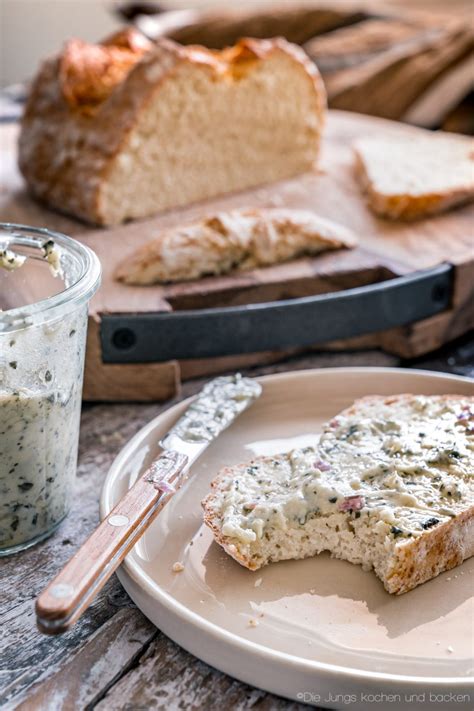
top-left (2, 335), bottom-right (473, 711)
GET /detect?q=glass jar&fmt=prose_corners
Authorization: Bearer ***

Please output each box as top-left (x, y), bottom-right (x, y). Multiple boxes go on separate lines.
top-left (0, 224), bottom-right (101, 555)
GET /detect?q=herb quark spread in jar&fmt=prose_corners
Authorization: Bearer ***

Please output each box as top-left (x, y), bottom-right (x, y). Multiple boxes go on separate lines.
top-left (0, 224), bottom-right (101, 555)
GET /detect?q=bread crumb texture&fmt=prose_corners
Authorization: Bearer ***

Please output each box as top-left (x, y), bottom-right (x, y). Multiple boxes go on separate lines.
top-left (354, 135), bottom-right (474, 220)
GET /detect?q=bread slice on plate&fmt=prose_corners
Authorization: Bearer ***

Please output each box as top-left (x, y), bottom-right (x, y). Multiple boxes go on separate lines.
top-left (115, 207), bottom-right (357, 284)
top-left (19, 29), bottom-right (325, 226)
top-left (353, 135), bottom-right (474, 220)
top-left (202, 394), bottom-right (474, 594)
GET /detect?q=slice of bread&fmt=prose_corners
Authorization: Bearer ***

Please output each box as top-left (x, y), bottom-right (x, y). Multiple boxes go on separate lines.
top-left (19, 29), bottom-right (325, 226)
top-left (115, 207), bottom-right (356, 284)
top-left (202, 394), bottom-right (474, 594)
top-left (353, 135), bottom-right (474, 220)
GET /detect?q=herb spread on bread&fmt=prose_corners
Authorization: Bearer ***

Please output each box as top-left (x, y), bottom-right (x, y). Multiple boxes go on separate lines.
top-left (202, 395), bottom-right (473, 594)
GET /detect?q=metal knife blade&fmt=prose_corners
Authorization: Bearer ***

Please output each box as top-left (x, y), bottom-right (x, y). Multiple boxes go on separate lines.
top-left (145, 374), bottom-right (262, 495)
top-left (161, 373), bottom-right (262, 456)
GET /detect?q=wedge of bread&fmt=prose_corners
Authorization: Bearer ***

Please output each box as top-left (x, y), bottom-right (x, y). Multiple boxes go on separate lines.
top-left (353, 135), bottom-right (474, 220)
top-left (19, 29), bottom-right (325, 226)
top-left (202, 394), bottom-right (474, 594)
top-left (115, 208), bottom-right (356, 284)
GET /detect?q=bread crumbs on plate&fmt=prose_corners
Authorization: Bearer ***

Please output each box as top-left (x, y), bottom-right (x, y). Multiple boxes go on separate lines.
top-left (172, 561), bottom-right (185, 573)
top-left (248, 618), bottom-right (259, 627)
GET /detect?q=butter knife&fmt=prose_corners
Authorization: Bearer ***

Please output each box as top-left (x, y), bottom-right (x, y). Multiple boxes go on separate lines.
top-left (36, 374), bottom-right (261, 635)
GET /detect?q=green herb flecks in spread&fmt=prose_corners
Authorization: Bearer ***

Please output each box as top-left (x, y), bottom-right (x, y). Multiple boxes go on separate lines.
top-left (0, 388), bottom-right (80, 548)
top-left (171, 374), bottom-right (261, 443)
top-left (0, 308), bottom-right (87, 551)
top-left (217, 396), bottom-right (474, 545)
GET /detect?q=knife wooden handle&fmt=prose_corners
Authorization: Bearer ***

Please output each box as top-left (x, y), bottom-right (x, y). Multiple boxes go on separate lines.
top-left (35, 450), bottom-right (188, 635)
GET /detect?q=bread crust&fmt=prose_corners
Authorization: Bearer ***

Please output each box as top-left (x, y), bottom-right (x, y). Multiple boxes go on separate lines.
top-left (202, 393), bottom-right (474, 593)
top-left (19, 32), bottom-right (326, 226)
top-left (202, 458), bottom-right (271, 570)
top-left (58, 30), bottom-right (153, 111)
top-left (386, 505), bottom-right (474, 594)
top-left (114, 207), bottom-right (356, 284)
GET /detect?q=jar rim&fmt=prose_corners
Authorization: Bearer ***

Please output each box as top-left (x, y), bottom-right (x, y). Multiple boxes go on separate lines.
top-left (0, 223), bottom-right (101, 331)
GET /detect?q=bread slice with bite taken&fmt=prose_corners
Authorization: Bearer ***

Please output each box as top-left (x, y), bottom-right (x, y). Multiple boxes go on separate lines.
top-left (202, 394), bottom-right (474, 594)
top-left (19, 29), bottom-right (326, 226)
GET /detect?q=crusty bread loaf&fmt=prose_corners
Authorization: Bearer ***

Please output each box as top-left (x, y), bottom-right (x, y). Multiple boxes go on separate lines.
top-left (115, 207), bottom-right (356, 284)
top-left (353, 134), bottom-right (474, 220)
top-left (19, 29), bottom-right (326, 227)
top-left (202, 394), bottom-right (474, 594)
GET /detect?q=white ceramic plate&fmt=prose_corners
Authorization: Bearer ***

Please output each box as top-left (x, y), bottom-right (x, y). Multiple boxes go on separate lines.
top-left (101, 368), bottom-right (474, 710)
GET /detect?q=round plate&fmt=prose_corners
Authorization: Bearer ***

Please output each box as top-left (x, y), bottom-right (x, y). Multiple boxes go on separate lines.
top-left (101, 368), bottom-right (474, 710)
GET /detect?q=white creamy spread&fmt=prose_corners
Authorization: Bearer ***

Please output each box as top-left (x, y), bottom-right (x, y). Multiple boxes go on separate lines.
top-left (1, 248), bottom-right (26, 271)
top-left (171, 374), bottom-right (261, 443)
top-left (217, 396), bottom-right (474, 544)
top-left (0, 239), bottom-right (63, 277)
top-left (42, 239), bottom-right (63, 277)
top-left (0, 310), bottom-right (87, 551)
top-left (0, 387), bottom-right (81, 548)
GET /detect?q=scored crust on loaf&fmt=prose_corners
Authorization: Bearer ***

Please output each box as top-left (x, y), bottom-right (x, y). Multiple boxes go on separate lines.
top-left (202, 394), bottom-right (474, 594)
top-left (353, 135), bottom-right (474, 220)
top-left (19, 29), bottom-right (326, 226)
top-left (115, 207), bottom-right (357, 284)
top-left (58, 29), bottom-right (154, 111)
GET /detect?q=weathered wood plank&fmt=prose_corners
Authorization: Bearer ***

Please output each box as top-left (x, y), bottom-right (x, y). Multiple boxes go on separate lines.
top-left (94, 631), bottom-right (309, 711)
top-left (11, 609), bottom-right (156, 711)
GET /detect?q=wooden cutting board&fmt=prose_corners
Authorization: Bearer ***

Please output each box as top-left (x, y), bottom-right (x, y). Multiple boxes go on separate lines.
top-left (1, 110), bottom-right (473, 401)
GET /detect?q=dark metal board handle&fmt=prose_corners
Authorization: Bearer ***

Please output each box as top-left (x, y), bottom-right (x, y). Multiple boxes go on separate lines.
top-left (101, 264), bottom-right (452, 363)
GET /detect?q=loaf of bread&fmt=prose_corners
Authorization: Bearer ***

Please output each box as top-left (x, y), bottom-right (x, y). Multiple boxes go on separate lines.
top-left (115, 207), bottom-right (356, 284)
top-left (202, 394), bottom-right (474, 594)
top-left (353, 135), bottom-right (474, 219)
top-left (19, 29), bottom-right (326, 226)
